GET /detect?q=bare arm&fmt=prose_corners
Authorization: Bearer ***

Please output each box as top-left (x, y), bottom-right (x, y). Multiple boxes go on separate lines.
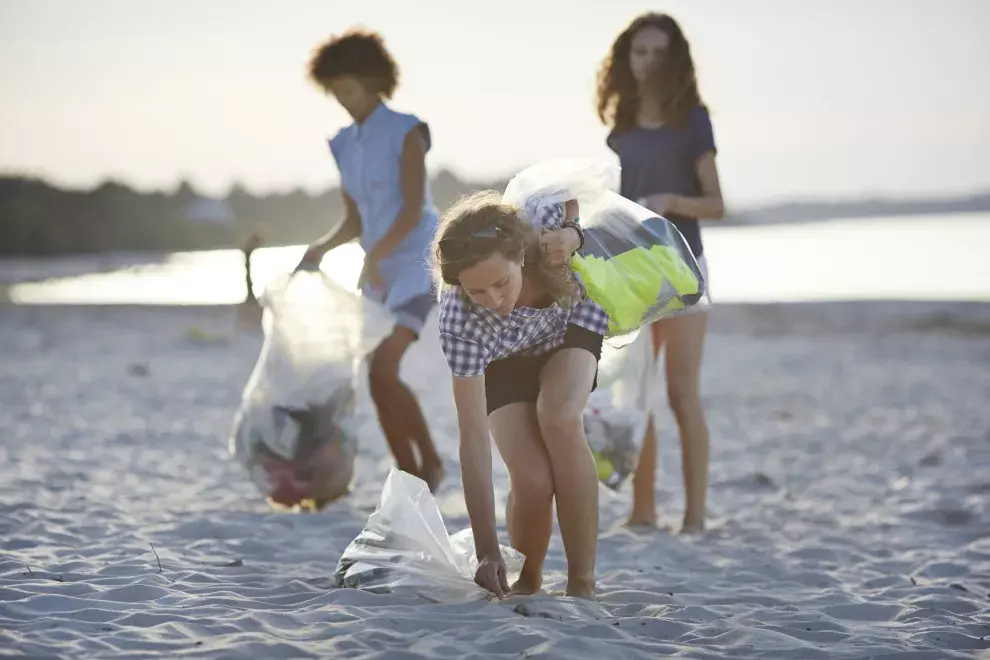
top-left (451, 374), bottom-right (501, 560)
top-left (564, 199), bottom-right (579, 224)
top-left (367, 125), bottom-right (428, 262)
top-left (306, 191), bottom-right (362, 259)
top-left (669, 151), bottom-right (725, 220)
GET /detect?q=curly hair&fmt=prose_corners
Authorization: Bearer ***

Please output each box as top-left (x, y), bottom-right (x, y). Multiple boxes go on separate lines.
top-left (307, 28), bottom-right (399, 98)
top-left (431, 191), bottom-right (578, 308)
top-left (596, 13), bottom-right (703, 133)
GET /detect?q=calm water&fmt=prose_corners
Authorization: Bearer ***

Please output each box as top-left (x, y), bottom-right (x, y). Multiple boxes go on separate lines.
top-left (5, 213), bottom-right (990, 305)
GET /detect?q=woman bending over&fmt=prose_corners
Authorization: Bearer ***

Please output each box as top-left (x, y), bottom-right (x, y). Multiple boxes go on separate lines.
top-left (433, 192), bottom-right (605, 600)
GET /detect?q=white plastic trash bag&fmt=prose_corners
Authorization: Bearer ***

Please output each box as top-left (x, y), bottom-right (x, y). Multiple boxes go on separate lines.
top-left (229, 267), bottom-right (395, 511)
top-left (585, 330), bottom-right (653, 490)
top-left (503, 158), bottom-right (710, 343)
top-left (335, 468), bottom-right (525, 603)
top-left (503, 158), bottom-right (620, 211)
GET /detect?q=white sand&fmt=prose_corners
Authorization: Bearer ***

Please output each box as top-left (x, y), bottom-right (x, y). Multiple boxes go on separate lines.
top-left (1, 301), bottom-right (988, 658)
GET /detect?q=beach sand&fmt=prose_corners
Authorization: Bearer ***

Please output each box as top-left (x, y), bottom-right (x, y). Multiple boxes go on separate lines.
top-left (1, 300), bottom-right (988, 658)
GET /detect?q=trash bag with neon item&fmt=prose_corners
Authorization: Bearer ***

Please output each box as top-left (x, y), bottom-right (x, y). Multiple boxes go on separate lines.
top-left (502, 158), bottom-right (710, 343)
top-left (585, 329), bottom-right (654, 490)
top-left (228, 266), bottom-right (395, 511)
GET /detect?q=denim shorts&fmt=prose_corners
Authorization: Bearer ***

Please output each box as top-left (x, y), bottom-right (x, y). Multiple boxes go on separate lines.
top-left (391, 293), bottom-right (436, 337)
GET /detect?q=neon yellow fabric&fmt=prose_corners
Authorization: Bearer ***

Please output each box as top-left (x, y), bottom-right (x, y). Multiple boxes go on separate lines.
top-left (572, 244), bottom-right (700, 336)
top-left (594, 453), bottom-right (615, 481)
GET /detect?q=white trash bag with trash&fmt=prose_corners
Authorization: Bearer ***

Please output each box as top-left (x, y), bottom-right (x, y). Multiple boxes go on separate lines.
top-left (335, 468), bottom-right (525, 603)
top-left (228, 266), bottom-right (394, 511)
top-left (585, 329), bottom-right (654, 491)
top-left (503, 157), bottom-right (710, 345)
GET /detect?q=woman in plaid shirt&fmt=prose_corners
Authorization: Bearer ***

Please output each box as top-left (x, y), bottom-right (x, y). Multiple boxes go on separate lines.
top-left (432, 190), bottom-right (609, 601)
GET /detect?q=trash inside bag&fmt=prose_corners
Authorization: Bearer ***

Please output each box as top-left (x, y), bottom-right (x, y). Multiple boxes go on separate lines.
top-left (335, 468), bottom-right (525, 603)
top-left (585, 330), bottom-right (653, 490)
top-left (229, 267), bottom-right (395, 511)
top-left (503, 158), bottom-right (711, 341)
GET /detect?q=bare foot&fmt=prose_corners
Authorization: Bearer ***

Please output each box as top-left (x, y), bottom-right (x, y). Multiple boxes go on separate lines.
top-left (508, 576), bottom-right (543, 597)
top-left (679, 518), bottom-right (705, 535)
top-left (421, 462), bottom-right (445, 495)
top-left (564, 577), bottom-right (597, 601)
top-left (624, 509), bottom-right (657, 527)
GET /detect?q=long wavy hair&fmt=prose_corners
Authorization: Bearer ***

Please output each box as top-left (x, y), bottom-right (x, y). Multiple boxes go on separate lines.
top-left (431, 191), bottom-right (578, 308)
top-left (596, 13), bottom-right (704, 133)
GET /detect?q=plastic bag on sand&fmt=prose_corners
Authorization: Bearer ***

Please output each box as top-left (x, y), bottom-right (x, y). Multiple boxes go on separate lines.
top-left (229, 268), bottom-right (395, 511)
top-left (335, 468), bottom-right (525, 603)
top-left (585, 330), bottom-right (653, 490)
top-left (503, 158), bottom-right (710, 342)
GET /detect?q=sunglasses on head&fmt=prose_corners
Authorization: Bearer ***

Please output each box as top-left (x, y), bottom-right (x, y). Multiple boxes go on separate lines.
top-left (438, 226), bottom-right (503, 260)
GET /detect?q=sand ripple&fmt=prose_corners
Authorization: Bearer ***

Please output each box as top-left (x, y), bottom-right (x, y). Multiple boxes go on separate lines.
top-left (1, 303), bottom-right (988, 658)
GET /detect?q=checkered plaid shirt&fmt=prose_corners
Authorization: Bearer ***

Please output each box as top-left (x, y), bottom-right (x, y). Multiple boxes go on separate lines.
top-left (438, 202), bottom-right (610, 378)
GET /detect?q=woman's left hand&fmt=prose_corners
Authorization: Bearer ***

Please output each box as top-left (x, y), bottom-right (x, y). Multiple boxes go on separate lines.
top-left (539, 227), bottom-right (581, 265)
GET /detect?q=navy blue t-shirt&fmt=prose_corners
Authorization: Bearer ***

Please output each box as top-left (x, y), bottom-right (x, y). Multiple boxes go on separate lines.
top-left (607, 106), bottom-right (716, 258)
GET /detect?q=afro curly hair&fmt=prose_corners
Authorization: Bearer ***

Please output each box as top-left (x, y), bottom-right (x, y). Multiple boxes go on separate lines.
top-left (308, 28), bottom-right (399, 98)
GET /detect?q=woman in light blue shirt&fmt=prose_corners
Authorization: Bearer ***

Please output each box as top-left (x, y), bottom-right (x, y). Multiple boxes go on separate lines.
top-left (299, 28), bottom-right (444, 492)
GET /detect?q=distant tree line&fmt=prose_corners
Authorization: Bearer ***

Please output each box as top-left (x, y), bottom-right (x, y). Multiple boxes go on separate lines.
top-left (2, 171), bottom-right (987, 256)
top-left (0, 171), bottom-right (492, 256)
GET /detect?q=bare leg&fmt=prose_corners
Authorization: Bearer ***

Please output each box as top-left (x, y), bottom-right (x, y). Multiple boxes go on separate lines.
top-left (368, 327), bottom-right (444, 492)
top-left (662, 312), bottom-right (710, 533)
top-left (536, 348), bottom-right (600, 600)
top-left (489, 403), bottom-right (554, 594)
top-left (628, 325), bottom-right (665, 526)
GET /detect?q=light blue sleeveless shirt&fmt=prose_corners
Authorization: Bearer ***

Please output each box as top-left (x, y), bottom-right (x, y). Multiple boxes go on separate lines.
top-left (329, 103), bottom-right (438, 310)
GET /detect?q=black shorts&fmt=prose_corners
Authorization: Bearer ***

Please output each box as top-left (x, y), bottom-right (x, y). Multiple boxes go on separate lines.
top-left (484, 324), bottom-right (604, 416)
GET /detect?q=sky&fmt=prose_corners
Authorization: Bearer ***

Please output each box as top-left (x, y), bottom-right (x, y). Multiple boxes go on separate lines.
top-left (1, 0), bottom-right (989, 207)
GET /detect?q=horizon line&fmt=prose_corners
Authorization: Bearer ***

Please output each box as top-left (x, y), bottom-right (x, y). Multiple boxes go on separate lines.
top-left (2, 167), bottom-right (990, 213)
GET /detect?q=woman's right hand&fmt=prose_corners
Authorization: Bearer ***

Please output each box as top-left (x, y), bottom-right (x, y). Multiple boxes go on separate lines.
top-left (474, 553), bottom-right (510, 599)
top-left (295, 244), bottom-right (325, 272)
top-left (451, 375), bottom-right (506, 598)
top-left (640, 194), bottom-right (678, 216)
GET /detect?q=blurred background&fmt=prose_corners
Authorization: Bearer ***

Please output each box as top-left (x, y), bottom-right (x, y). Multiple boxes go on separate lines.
top-left (1, 0), bottom-right (989, 303)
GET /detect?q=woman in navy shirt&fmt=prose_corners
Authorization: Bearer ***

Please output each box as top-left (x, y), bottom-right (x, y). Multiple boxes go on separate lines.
top-left (596, 12), bottom-right (726, 533)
